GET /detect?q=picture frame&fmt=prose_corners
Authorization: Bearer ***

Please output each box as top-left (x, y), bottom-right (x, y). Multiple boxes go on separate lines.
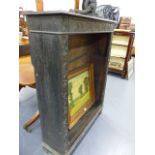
top-left (67, 64), bottom-right (95, 129)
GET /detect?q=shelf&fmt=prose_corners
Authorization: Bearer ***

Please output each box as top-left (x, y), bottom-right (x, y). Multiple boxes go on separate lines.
top-left (110, 45), bottom-right (127, 58)
top-left (112, 35), bottom-right (129, 46)
top-left (109, 56), bottom-right (125, 71)
top-left (111, 43), bottom-right (128, 47)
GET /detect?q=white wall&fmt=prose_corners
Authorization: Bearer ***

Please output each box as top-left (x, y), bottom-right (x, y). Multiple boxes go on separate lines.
top-left (19, 0), bottom-right (135, 22)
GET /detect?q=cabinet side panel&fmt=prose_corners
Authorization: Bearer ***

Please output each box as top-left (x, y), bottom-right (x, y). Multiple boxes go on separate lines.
top-left (29, 33), bottom-right (68, 154)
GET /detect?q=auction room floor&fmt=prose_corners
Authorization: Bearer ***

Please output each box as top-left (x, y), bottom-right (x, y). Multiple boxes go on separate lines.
top-left (19, 73), bottom-right (135, 155)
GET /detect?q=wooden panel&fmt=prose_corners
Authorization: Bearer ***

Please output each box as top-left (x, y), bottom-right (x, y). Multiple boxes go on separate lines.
top-left (68, 46), bottom-right (93, 61)
top-left (68, 35), bottom-right (95, 72)
top-left (67, 54), bottom-right (91, 72)
top-left (68, 16), bottom-right (115, 33)
top-left (68, 104), bottom-right (102, 147)
top-left (93, 57), bottom-right (105, 101)
top-left (69, 34), bottom-right (95, 49)
top-left (29, 33), bottom-right (68, 154)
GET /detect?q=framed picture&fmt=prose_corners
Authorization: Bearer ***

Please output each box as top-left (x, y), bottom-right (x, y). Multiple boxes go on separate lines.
top-left (67, 64), bottom-right (95, 129)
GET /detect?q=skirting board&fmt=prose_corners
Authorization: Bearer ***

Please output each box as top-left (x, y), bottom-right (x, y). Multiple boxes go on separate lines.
top-left (42, 107), bottom-right (102, 155)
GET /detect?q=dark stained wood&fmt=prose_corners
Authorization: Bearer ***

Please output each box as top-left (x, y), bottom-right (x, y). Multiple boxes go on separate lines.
top-left (69, 34), bottom-right (95, 49)
top-left (68, 46), bottom-right (93, 61)
top-left (68, 104), bottom-right (102, 146)
top-left (67, 53), bottom-right (91, 72)
top-left (25, 11), bottom-right (116, 155)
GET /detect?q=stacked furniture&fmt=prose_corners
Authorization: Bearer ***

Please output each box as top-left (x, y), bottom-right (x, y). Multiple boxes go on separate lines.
top-left (109, 29), bottom-right (135, 78)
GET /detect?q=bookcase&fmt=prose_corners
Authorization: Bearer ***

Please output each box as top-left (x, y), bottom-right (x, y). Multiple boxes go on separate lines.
top-left (25, 11), bottom-right (116, 155)
top-left (108, 29), bottom-right (135, 78)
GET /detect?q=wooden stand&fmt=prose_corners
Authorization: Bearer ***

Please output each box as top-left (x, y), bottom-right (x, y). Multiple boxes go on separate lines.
top-left (25, 11), bottom-right (116, 155)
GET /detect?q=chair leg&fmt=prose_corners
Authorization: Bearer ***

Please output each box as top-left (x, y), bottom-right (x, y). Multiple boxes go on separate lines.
top-left (23, 110), bottom-right (40, 132)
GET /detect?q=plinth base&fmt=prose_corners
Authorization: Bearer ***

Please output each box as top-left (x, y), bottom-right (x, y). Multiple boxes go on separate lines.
top-left (42, 107), bottom-right (102, 155)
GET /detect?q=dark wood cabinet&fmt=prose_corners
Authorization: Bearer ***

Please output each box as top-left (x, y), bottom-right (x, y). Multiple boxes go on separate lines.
top-left (25, 11), bottom-right (116, 155)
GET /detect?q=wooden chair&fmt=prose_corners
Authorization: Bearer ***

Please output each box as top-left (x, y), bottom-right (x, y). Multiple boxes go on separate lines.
top-left (19, 55), bottom-right (40, 132)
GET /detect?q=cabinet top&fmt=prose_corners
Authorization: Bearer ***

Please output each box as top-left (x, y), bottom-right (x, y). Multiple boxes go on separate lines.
top-left (24, 10), bottom-right (117, 24)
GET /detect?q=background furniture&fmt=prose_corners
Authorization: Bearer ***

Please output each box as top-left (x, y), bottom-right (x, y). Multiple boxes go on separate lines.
top-left (26, 11), bottom-right (116, 155)
top-left (19, 54), bottom-right (40, 132)
top-left (108, 29), bottom-right (135, 78)
top-left (131, 39), bottom-right (135, 57)
top-left (19, 1), bottom-right (44, 131)
top-left (19, 44), bottom-right (40, 131)
top-left (118, 16), bottom-right (132, 30)
top-left (19, 55), bottom-right (35, 89)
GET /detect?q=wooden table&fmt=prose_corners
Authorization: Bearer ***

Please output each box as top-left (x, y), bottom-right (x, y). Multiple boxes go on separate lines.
top-left (19, 56), bottom-right (35, 87)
